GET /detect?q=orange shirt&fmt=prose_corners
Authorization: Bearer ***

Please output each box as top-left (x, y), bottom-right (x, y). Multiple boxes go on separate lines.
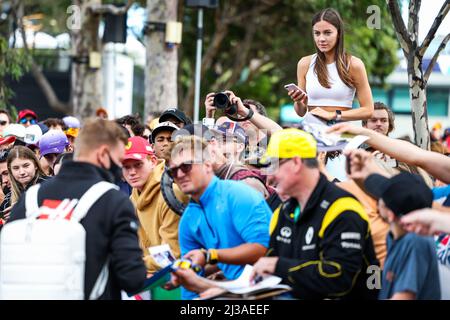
top-left (338, 180), bottom-right (389, 269)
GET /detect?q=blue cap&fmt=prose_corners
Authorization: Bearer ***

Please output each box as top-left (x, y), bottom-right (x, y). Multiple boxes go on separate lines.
top-left (37, 122), bottom-right (49, 135)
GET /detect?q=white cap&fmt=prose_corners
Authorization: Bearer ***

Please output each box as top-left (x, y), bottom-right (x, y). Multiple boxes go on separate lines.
top-left (24, 124), bottom-right (43, 145)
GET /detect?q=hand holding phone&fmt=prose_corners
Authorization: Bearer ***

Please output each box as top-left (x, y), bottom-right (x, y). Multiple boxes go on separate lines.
top-left (284, 83), bottom-right (306, 95)
top-left (285, 83), bottom-right (308, 112)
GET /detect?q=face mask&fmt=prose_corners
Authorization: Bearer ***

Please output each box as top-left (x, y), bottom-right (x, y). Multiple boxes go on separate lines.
top-left (105, 153), bottom-right (123, 185)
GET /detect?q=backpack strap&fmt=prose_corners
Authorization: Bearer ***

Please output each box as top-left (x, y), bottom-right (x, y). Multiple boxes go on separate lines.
top-left (25, 184), bottom-right (41, 219)
top-left (72, 181), bottom-right (118, 300)
top-left (71, 181), bottom-right (118, 223)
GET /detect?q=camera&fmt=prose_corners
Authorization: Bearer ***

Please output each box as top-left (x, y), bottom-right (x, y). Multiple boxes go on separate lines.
top-left (213, 92), bottom-right (238, 115)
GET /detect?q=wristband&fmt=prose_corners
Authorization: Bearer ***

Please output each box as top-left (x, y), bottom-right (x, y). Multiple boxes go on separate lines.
top-left (206, 249), bottom-right (219, 265)
top-left (226, 107), bottom-right (253, 122)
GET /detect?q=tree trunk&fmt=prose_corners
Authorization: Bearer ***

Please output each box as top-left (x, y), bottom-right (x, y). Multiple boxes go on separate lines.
top-left (71, 0), bottom-right (103, 119)
top-left (407, 54), bottom-right (430, 150)
top-left (145, 0), bottom-right (178, 116)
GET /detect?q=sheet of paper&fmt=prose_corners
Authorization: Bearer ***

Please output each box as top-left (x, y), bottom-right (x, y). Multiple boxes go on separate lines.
top-left (299, 113), bottom-right (360, 152)
top-left (202, 265), bottom-right (283, 294)
top-left (148, 244), bottom-right (176, 268)
top-left (343, 135), bottom-right (370, 152)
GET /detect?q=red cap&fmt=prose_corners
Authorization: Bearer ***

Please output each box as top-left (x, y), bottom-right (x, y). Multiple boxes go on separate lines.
top-left (123, 136), bottom-right (155, 161)
top-left (17, 109), bottom-right (38, 122)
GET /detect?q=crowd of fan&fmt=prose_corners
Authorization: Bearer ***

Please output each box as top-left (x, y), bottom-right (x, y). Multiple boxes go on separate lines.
top-left (0, 93), bottom-right (448, 301)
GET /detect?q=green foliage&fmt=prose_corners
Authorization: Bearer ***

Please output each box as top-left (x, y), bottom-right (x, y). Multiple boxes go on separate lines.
top-left (0, 37), bottom-right (30, 110)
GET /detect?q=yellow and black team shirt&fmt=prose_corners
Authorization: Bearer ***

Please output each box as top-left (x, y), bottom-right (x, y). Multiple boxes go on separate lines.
top-left (268, 174), bottom-right (380, 300)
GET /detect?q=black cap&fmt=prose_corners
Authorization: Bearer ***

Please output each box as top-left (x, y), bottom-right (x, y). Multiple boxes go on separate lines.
top-left (159, 108), bottom-right (192, 126)
top-left (172, 124), bottom-right (214, 141)
top-left (364, 172), bottom-right (433, 217)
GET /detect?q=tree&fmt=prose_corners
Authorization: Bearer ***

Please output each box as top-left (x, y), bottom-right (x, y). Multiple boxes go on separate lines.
top-left (144, 0), bottom-right (179, 116)
top-left (387, 0), bottom-right (450, 150)
top-left (0, 38), bottom-right (29, 110)
top-left (13, 0), bottom-right (133, 119)
top-left (0, 4), bottom-right (29, 111)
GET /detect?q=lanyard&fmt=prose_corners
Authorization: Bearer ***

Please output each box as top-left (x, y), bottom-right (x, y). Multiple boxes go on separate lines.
top-left (294, 205), bottom-right (301, 223)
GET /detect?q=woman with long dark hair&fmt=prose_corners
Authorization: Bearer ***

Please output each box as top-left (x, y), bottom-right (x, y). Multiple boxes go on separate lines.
top-left (289, 8), bottom-right (373, 123)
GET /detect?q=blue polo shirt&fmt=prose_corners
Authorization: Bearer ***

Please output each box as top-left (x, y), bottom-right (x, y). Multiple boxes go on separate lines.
top-left (379, 232), bottom-right (441, 300)
top-left (178, 176), bottom-right (272, 299)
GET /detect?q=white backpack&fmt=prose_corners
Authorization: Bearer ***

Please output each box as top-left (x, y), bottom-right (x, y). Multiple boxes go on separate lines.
top-left (0, 181), bottom-right (118, 300)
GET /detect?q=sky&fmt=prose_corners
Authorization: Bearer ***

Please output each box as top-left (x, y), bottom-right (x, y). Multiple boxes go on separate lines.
top-left (401, 0), bottom-right (450, 41)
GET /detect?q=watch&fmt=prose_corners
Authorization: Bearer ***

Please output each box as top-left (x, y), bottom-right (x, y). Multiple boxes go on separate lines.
top-left (335, 110), bottom-right (342, 122)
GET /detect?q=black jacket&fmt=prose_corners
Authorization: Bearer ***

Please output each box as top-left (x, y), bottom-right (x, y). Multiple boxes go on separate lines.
top-left (269, 174), bottom-right (379, 300)
top-left (9, 161), bottom-right (146, 300)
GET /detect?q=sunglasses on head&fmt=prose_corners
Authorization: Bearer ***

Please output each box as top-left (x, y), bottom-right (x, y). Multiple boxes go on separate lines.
top-left (20, 118), bottom-right (37, 125)
top-left (167, 162), bottom-right (194, 179)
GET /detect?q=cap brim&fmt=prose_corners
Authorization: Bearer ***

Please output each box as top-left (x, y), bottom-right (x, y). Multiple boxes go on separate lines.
top-left (123, 153), bottom-right (147, 161)
top-left (364, 174), bottom-right (389, 200)
top-left (0, 136), bottom-right (16, 146)
top-left (41, 146), bottom-right (65, 156)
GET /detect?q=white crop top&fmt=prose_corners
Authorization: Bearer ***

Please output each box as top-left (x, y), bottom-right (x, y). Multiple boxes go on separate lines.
top-left (305, 54), bottom-right (356, 108)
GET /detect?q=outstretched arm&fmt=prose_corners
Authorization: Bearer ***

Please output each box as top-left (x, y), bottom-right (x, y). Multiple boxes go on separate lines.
top-left (328, 123), bottom-right (450, 184)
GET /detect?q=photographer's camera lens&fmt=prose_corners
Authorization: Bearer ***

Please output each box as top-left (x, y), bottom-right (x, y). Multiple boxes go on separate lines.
top-left (213, 92), bottom-right (230, 109)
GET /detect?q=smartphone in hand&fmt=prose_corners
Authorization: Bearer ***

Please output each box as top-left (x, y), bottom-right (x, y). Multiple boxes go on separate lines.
top-left (284, 83), bottom-right (306, 95)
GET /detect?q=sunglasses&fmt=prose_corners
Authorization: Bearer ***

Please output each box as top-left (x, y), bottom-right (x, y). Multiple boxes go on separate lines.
top-left (167, 162), bottom-right (194, 179)
top-left (0, 121), bottom-right (7, 126)
top-left (20, 118), bottom-right (37, 125)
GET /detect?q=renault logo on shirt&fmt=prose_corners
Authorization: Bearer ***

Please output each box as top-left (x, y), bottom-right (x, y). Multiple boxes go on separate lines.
top-left (276, 226), bottom-right (292, 244)
top-left (280, 227), bottom-right (292, 238)
top-left (302, 226), bottom-right (316, 251)
top-left (305, 226), bottom-right (314, 245)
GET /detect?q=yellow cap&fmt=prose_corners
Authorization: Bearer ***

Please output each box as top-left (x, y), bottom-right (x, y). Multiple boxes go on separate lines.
top-left (433, 122), bottom-right (442, 130)
top-left (260, 128), bottom-right (317, 164)
top-left (64, 128), bottom-right (79, 138)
